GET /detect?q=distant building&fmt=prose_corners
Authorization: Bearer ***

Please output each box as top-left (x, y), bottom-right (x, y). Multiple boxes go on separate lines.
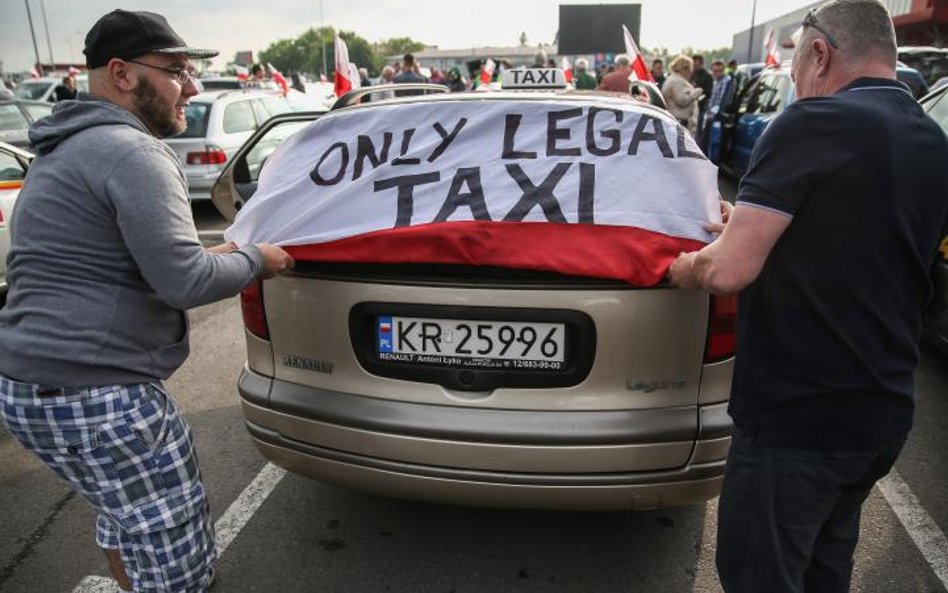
top-left (731, 0), bottom-right (947, 63)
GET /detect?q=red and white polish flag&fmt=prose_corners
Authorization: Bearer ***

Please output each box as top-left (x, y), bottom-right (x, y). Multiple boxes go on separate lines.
top-left (225, 100), bottom-right (720, 286)
top-left (267, 63), bottom-right (289, 96)
top-left (561, 56), bottom-right (573, 83)
top-left (334, 34), bottom-right (353, 97)
top-left (622, 25), bottom-right (654, 83)
top-left (764, 28), bottom-right (781, 67)
top-left (480, 58), bottom-right (496, 85)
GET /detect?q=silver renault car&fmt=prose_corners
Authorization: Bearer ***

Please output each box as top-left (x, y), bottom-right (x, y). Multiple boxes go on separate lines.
top-left (212, 73), bottom-right (735, 511)
top-left (164, 90), bottom-right (296, 201)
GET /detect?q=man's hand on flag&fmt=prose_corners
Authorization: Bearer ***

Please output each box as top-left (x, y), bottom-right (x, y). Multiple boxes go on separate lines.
top-left (667, 252), bottom-right (701, 289)
top-left (703, 200), bottom-right (733, 234)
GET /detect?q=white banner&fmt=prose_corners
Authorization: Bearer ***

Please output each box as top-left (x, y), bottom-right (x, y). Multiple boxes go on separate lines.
top-left (226, 99), bottom-right (720, 247)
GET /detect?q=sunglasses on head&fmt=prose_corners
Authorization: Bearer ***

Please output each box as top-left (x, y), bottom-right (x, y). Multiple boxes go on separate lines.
top-left (802, 9), bottom-right (840, 49)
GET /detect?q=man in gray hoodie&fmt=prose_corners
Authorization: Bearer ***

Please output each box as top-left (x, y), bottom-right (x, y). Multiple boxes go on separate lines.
top-left (0, 10), bottom-right (293, 592)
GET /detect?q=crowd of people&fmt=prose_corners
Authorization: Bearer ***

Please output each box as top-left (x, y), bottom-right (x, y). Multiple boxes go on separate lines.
top-left (364, 49), bottom-right (739, 152)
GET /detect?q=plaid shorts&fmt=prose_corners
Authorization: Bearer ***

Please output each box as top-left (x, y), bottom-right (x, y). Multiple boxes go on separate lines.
top-left (0, 376), bottom-right (216, 592)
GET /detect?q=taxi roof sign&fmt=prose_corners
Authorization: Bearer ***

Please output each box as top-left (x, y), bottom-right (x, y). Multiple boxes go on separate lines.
top-left (502, 68), bottom-right (567, 90)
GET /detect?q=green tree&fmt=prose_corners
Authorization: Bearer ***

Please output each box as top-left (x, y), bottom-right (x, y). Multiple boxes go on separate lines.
top-left (257, 29), bottom-right (426, 77)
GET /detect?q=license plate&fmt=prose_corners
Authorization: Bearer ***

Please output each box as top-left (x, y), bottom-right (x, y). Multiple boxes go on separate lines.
top-left (377, 315), bottom-right (566, 371)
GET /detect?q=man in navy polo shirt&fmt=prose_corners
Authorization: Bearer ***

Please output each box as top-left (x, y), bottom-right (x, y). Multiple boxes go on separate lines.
top-left (668, 0), bottom-right (948, 591)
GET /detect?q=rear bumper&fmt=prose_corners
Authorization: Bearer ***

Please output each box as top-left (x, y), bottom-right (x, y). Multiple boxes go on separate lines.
top-left (238, 367), bottom-right (733, 510)
top-left (185, 171), bottom-right (221, 201)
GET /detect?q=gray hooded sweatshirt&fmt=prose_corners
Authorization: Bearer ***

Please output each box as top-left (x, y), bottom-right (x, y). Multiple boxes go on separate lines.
top-left (0, 95), bottom-right (264, 386)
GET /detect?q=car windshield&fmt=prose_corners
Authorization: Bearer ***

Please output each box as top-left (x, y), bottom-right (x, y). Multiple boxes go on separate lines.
top-left (13, 81), bottom-right (52, 101)
top-left (177, 103), bottom-right (211, 138)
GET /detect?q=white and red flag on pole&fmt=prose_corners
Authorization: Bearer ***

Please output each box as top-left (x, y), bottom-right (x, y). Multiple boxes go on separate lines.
top-left (267, 63), bottom-right (289, 95)
top-left (480, 58), bottom-right (496, 85)
top-left (225, 100), bottom-right (720, 286)
top-left (334, 34), bottom-right (353, 96)
top-left (561, 56), bottom-right (573, 83)
top-left (348, 63), bottom-right (362, 90)
top-left (622, 25), bottom-right (654, 83)
top-left (764, 27), bottom-right (781, 67)
top-left (234, 65), bottom-right (249, 81)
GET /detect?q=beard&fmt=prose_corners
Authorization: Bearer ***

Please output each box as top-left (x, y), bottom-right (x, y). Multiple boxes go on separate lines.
top-left (132, 76), bottom-right (184, 138)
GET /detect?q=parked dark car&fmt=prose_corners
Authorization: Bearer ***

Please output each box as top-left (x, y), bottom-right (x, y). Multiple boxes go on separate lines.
top-left (711, 63), bottom-right (928, 178)
top-left (713, 66), bottom-right (794, 178)
top-left (0, 100), bottom-right (53, 149)
top-left (919, 85), bottom-right (948, 354)
top-left (897, 62), bottom-right (930, 99)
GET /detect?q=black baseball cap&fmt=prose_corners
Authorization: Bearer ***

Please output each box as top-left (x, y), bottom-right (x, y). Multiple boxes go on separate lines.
top-left (83, 9), bottom-right (218, 69)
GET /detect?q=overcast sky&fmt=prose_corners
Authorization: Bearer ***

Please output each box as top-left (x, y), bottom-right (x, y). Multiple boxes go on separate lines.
top-left (2, 0), bottom-right (810, 73)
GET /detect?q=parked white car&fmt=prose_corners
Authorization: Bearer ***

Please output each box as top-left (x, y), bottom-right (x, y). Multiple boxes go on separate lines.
top-left (0, 141), bottom-right (32, 301)
top-left (13, 75), bottom-right (89, 102)
top-left (164, 90), bottom-right (308, 201)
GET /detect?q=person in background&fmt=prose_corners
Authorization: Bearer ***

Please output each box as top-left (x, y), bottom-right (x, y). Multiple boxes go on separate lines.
top-left (0, 10), bottom-right (294, 592)
top-left (726, 58), bottom-right (739, 77)
top-left (445, 66), bottom-right (466, 92)
top-left (597, 54), bottom-right (634, 92)
top-left (651, 58), bottom-right (667, 87)
top-left (246, 63), bottom-right (266, 88)
top-left (533, 49), bottom-right (548, 69)
top-left (573, 58), bottom-right (598, 90)
top-left (690, 54), bottom-right (714, 136)
top-left (393, 53), bottom-right (428, 97)
top-left (668, 1), bottom-right (948, 591)
top-left (700, 58), bottom-right (734, 150)
top-left (375, 65), bottom-right (397, 100)
top-left (662, 54), bottom-right (704, 136)
top-left (53, 75), bottom-right (78, 101)
top-left (358, 67), bottom-right (371, 89)
top-left (290, 71), bottom-right (305, 93)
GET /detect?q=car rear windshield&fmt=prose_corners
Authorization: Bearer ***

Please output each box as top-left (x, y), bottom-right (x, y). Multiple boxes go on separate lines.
top-left (178, 103), bottom-right (211, 138)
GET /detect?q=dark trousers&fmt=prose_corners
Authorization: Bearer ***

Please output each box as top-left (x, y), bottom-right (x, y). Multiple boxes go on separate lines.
top-left (716, 428), bottom-right (905, 593)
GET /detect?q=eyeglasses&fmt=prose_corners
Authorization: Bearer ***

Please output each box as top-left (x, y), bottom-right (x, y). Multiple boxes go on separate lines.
top-left (125, 59), bottom-right (192, 84)
top-left (802, 9), bottom-right (839, 49)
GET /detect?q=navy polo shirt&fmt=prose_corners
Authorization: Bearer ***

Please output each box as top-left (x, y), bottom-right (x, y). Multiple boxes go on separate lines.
top-left (730, 77), bottom-right (948, 451)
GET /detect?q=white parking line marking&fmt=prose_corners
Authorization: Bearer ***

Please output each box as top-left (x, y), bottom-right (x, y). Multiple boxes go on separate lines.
top-left (877, 469), bottom-right (948, 590)
top-left (214, 462), bottom-right (287, 555)
top-left (71, 463), bottom-right (287, 593)
top-left (71, 576), bottom-right (117, 592)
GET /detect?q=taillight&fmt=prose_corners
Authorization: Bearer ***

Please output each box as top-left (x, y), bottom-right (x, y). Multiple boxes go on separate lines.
top-left (704, 294), bottom-right (737, 363)
top-left (186, 146), bottom-right (227, 165)
top-left (240, 280), bottom-right (269, 339)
